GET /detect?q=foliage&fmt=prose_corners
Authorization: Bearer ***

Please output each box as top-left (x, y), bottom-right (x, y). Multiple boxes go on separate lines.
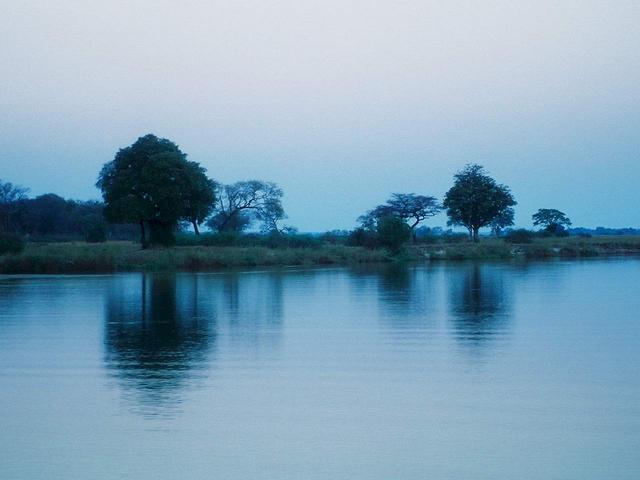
top-left (532, 208), bottom-right (572, 234)
top-left (207, 180), bottom-right (285, 233)
top-left (490, 207), bottom-right (515, 236)
top-left (0, 241), bottom-right (389, 274)
top-left (376, 216), bottom-right (412, 253)
top-left (0, 179), bottom-right (29, 233)
top-left (182, 162), bottom-right (217, 235)
top-left (0, 233), bottom-right (25, 255)
top-left (347, 227), bottom-right (379, 249)
top-left (176, 231), bottom-right (323, 249)
top-left (358, 193), bottom-right (441, 241)
top-left (97, 134), bottom-right (214, 246)
top-left (443, 164), bottom-right (517, 242)
top-left (504, 228), bottom-right (535, 244)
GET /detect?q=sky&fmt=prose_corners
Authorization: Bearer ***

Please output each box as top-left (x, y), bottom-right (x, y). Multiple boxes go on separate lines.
top-left (1, 0), bottom-right (639, 231)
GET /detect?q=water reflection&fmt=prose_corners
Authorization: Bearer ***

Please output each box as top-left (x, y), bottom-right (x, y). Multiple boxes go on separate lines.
top-left (219, 272), bottom-right (284, 351)
top-left (448, 264), bottom-right (512, 354)
top-left (104, 274), bottom-right (214, 416)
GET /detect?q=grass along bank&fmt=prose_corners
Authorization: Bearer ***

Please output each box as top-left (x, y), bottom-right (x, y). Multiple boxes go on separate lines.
top-left (414, 235), bottom-right (640, 260)
top-left (0, 236), bottom-right (639, 274)
top-left (0, 241), bottom-right (389, 274)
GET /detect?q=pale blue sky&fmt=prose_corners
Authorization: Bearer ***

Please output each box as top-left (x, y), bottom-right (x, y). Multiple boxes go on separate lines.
top-left (1, 0), bottom-right (638, 231)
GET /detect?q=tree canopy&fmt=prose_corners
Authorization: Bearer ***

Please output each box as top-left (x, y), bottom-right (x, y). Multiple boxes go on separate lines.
top-left (490, 207), bottom-right (515, 237)
top-left (0, 179), bottom-right (28, 233)
top-left (358, 193), bottom-right (441, 241)
top-left (532, 208), bottom-right (571, 234)
top-left (97, 134), bottom-right (215, 246)
top-left (443, 164), bottom-right (516, 242)
top-left (207, 180), bottom-right (285, 233)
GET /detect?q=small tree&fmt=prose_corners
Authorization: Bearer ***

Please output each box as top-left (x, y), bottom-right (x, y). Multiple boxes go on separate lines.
top-left (532, 209), bottom-right (571, 234)
top-left (377, 216), bottom-right (412, 254)
top-left (358, 193), bottom-right (441, 242)
top-left (443, 164), bottom-right (517, 242)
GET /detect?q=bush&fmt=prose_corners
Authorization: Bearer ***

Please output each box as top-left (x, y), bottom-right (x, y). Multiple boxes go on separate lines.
top-left (347, 227), bottom-right (378, 249)
top-left (0, 233), bottom-right (26, 255)
top-left (441, 232), bottom-right (469, 243)
top-left (84, 223), bottom-right (107, 243)
top-left (376, 217), bottom-right (411, 254)
top-left (175, 232), bottom-right (238, 247)
top-left (504, 228), bottom-right (535, 244)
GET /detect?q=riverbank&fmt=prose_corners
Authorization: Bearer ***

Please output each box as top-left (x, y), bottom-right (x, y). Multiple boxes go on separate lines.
top-left (0, 236), bottom-right (639, 274)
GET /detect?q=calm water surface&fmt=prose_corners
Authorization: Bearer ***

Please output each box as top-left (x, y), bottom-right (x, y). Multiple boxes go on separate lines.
top-left (1, 260), bottom-right (639, 479)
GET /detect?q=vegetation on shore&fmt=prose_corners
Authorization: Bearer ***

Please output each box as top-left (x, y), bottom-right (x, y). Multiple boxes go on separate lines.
top-left (0, 242), bottom-right (388, 274)
top-left (2, 134), bottom-right (639, 272)
top-left (1, 236), bottom-right (639, 274)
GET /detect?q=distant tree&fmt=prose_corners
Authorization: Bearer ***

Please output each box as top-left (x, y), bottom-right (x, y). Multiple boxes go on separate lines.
top-left (97, 134), bottom-right (214, 247)
top-left (17, 193), bottom-right (75, 236)
top-left (443, 164), bottom-right (517, 242)
top-left (490, 207), bottom-right (515, 237)
top-left (358, 193), bottom-right (441, 242)
top-left (0, 179), bottom-right (28, 233)
top-left (207, 180), bottom-right (285, 233)
top-left (376, 216), bottom-right (412, 253)
top-left (532, 208), bottom-right (571, 234)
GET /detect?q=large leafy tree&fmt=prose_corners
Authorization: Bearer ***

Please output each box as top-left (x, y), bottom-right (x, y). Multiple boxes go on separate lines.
top-left (358, 193), bottom-right (441, 242)
top-left (443, 164), bottom-right (516, 242)
top-left (532, 208), bottom-right (571, 233)
top-left (207, 180), bottom-right (285, 233)
top-left (97, 134), bottom-right (215, 246)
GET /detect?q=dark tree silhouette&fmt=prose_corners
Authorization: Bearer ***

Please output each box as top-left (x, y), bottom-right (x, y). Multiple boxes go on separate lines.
top-left (443, 164), bottom-right (516, 242)
top-left (183, 162), bottom-right (217, 235)
top-left (376, 216), bottom-right (412, 253)
top-left (359, 193), bottom-right (441, 242)
top-left (97, 134), bottom-right (215, 246)
top-left (532, 208), bottom-right (571, 234)
top-left (207, 180), bottom-right (285, 233)
top-left (0, 179), bottom-right (28, 233)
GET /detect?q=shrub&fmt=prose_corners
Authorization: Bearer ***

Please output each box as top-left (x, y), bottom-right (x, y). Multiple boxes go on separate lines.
top-left (441, 232), bottom-right (469, 243)
top-left (0, 233), bottom-right (26, 255)
top-left (347, 227), bottom-right (378, 249)
top-left (504, 228), bottom-right (535, 244)
top-left (376, 217), bottom-right (411, 254)
top-left (84, 223), bottom-right (107, 243)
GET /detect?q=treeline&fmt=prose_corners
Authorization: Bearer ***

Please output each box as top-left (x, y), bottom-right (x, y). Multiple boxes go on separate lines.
top-left (0, 188), bottom-right (137, 242)
top-left (2, 133), bottom-right (636, 255)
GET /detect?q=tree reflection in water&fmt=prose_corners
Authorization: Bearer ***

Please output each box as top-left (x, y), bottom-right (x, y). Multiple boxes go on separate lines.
top-left (448, 263), bottom-right (512, 354)
top-left (103, 274), bottom-right (214, 417)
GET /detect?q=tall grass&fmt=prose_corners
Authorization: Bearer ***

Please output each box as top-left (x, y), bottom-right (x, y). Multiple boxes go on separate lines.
top-left (0, 241), bottom-right (389, 274)
top-left (1, 236), bottom-right (638, 274)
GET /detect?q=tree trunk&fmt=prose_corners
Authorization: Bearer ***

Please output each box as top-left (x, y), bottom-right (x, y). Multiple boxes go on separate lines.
top-left (473, 227), bottom-right (480, 242)
top-left (192, 221), bottom-right (200, 235)
top-left (139, 220), bottom-right (147, 249)
top-left (410, 221), bottom-right (419, 244)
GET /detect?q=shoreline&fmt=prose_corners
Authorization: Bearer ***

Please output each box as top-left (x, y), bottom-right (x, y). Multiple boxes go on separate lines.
top-left (1, 238), bottom-right (639, 274)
